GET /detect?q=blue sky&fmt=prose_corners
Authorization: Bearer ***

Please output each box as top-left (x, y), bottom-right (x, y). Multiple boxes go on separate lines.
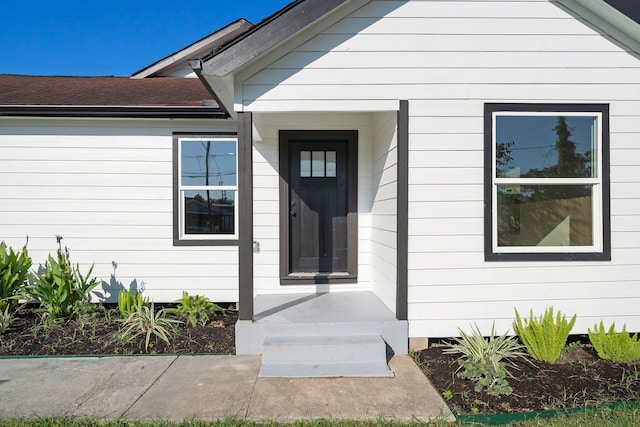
top-left (2, 1), bottom-right (636, 77)
top-left (0, 1), bottom-right (292, 77)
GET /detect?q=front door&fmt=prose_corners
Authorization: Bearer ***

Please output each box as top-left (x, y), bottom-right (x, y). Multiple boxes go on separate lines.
top-left (290, 141), bottom-right (348, 272)
top-left (279, 131), bottom-right (358, 283)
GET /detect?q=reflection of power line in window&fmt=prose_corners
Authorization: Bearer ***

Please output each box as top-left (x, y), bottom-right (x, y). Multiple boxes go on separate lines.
top-left (183, 151), bottom-right (236, 184)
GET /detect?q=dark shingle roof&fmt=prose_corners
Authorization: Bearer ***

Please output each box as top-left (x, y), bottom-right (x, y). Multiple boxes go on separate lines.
top-left (0, 74), bottom-right (214, 107)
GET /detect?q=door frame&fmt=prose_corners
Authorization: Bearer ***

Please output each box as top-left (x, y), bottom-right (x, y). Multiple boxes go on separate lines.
top-left (279, 130), bottom-right (358, 285)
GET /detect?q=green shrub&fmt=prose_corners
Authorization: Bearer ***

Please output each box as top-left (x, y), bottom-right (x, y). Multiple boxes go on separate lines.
top-left (118, 303), bottom-right (182, 352)
top-left (589, 321), bottom-right (640, 363)
top-left (444, 322), bottom-right (528, 396)
top-left (513, 307), bottom-right (576, 363)
top-left (168, 292), bottom-right (224, 327)
top-left (0, 241), bottom-right (32, 312)
top-left (117, 286), bottom-right (149, 319)
top-left (28, 236), bottom-right (99, 319)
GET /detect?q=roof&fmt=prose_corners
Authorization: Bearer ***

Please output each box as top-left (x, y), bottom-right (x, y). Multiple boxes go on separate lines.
top-left (604, 0), bottom-right (640, 24)
top-left (199, 0), bottom-right (350, 77)
top-left (0, 74), bottom-right (226, 119)
top-left (0, 74), bottom-right (213, 106)
top-left (131, 19), bottom-right (254, 79)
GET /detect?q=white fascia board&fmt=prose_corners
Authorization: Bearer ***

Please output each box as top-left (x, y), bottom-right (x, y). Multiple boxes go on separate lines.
top-left (555, 0), bottom-right (640, 55)
top-left (202, 74), bottom-right (236, 119)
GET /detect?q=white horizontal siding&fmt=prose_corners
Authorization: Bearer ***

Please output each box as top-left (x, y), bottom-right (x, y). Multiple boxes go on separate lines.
top-left (240, 0), bottom-right (640, 337)
top-left (251, 112), bottom-right (377, 294)
top-left (369, 111), bottom-right (398, 312)
top-left (0, 118), bottom-right (239, 303)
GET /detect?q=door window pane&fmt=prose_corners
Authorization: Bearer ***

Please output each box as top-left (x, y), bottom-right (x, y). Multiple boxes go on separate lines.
top-left (300, 151), bottom-right (311, 177)
top-left (326, 151), bottom-right (337, 177)
top-left (312, 151), bottom-right (325, 177)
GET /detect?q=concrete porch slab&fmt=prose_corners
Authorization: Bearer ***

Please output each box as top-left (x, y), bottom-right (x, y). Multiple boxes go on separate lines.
top-left (236, 291), bottom-right (408, 356)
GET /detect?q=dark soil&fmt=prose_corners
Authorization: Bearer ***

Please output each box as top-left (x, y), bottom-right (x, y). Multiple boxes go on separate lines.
top-left (0, 304), bottom-right (237, 356)
top-left (3, 308), bottom-right (639, 416)
top-left (414, 344), bottom-right (640, 415)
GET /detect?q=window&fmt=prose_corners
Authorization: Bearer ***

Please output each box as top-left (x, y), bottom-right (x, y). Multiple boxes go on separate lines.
top-left (173, 134), bottom-right (238, 244)
top-left (300, 150), bottom-right (337, 177)
top-left (484, 104), bottom-right (610, 261)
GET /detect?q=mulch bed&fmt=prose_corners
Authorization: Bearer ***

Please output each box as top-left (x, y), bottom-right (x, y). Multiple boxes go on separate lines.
top-left (414, 344), bottom-right (640, 414)
top-left (0, 305), bottom-right (237, 356)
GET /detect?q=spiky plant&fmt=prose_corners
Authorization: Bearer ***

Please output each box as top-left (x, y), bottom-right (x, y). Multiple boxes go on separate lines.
top-left (444, 322), bottom-right (528, 395)
top-left (513, 307), bottom-right (576, 364)
top-left (589, 321), bottom-right (640, 363)
top-left (118, 303), bottom-right (182, 352)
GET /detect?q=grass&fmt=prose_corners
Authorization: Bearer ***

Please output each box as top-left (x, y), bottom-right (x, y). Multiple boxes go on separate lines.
top-left (1, 408), bottom-right (639, 427)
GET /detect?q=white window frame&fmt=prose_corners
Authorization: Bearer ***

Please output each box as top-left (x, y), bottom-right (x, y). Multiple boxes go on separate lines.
top-left (484, 103), bottom-right (610, 262)
top-left (177, 136), bottom-right (239, 241)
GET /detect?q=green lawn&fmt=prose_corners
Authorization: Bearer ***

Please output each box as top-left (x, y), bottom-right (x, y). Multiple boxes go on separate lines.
top-left (0, 406), bottom-right (639, 427)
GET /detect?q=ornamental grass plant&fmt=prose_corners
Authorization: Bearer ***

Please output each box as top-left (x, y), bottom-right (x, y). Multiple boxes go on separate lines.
top-left (588, 321), bottom-right (640, 363)
top-left (118, 303), bottom-right (182, 352)
top-left (444, 322), bottom-right (529, 396)
top-left (513, 307), bottom-right (576, 364)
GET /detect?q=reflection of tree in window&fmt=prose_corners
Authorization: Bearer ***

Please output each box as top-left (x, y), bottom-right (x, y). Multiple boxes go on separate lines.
top-left (522, 117), bottom-right (592, 202)
top-left (497, 116), bottom-right (594, 246)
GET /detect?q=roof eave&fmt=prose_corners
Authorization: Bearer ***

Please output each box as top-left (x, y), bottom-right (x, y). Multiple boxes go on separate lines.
top-left (189, 59), bottom-right (233, 119)
top-left (0, 105), bottom-right (228, 119)
top-left (556, 0), bottom-right (640, 54)
top-left (200, 0), bottom-right (351, 77)
top-left (131, 19), bottom-right (254, 79)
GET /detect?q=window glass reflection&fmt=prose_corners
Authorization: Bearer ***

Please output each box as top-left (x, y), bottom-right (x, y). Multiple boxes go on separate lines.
top-left (183, 190), bottom-right (235, 235)
top-left (181, 140), bottom-right (237, 186)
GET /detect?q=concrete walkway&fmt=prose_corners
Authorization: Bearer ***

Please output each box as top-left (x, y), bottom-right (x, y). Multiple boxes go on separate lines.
top-left (0, 354), bottom-right (454, 422)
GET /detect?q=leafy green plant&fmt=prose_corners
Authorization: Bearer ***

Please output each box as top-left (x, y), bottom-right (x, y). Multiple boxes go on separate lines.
top-left (28, 236), bottom-right (100, 319)
top-left (117, 286), bottom-right (149, 319)
top-left (118, 303), bottom-right (181, 352)
top-left (588, 321), bottom-right (640, 363)
top-left (0, 304), bottom-right (17, 334)
top-left (0, 241), bottom-right (32, 312)
top-left (513, 307), bottom-right (576, 363)
top-left (167, 291), bottom-right (224, 327)
top-left (444, 322), bottom-right (528, 396)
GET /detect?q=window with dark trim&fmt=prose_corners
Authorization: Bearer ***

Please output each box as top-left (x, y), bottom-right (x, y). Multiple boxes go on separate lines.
top-left (173, 133), bottom-right (239, 246)
top-left (484, 104), bottom-right (610, 261)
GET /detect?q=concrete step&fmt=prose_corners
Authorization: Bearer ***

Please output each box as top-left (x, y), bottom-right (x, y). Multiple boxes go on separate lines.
top-left (236, 319), bottom-right (408, 355)
top-left (259, 334), bottom-right (394, 378)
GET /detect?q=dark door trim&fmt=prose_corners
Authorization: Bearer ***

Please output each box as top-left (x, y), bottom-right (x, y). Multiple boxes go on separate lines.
top-left (279, 130), bottom-right (358, 285)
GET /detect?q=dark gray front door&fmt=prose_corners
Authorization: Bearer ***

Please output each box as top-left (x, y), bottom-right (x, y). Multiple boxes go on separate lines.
top-left (289, 141), bottom-right (348, 273)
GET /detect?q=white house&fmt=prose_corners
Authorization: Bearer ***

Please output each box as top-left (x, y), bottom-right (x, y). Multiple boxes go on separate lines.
top-left (1, 0), bottom-right (639, 368)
